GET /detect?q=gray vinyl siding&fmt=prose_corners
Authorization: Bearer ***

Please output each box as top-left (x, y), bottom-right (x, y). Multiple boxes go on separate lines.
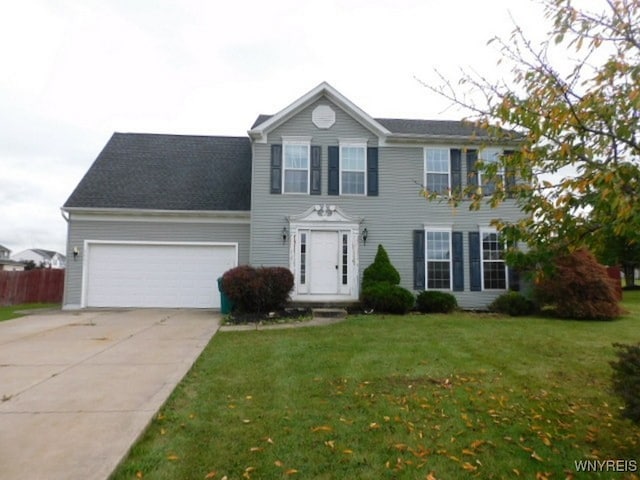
top-left (251, 96), bottom-right (524, 309)
top-left (63, 218), bottom-right (249, 307)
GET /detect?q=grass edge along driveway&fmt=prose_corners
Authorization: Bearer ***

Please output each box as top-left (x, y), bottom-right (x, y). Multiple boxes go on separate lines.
top-left (112, 293), bottom-right (640, 480)
top-left (0, 303), bottom-right (59, 322)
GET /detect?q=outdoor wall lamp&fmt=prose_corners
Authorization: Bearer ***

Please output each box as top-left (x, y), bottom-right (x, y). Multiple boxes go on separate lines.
top-left (362, 228), bottom-right (368, 245)
top-left (73, 246), bottom-right (79, 260)
top-left (282, 227), bottom-right (289, 244)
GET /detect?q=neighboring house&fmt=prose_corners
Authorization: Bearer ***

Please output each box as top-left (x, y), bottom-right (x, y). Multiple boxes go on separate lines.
top-left (0, 260), bottom-right (25, 271)
top-left (0, 245), bottom-right (21, 271)
top-left (62, 82), bottom-right (523, 310)
top-left (12, 249), bottom-right (67, 269)
top-left (0, 245), bottom-right (25, 271)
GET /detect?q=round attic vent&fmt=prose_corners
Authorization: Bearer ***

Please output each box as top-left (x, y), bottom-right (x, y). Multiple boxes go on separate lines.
top-left (312, 105), bottom-right (336, 129)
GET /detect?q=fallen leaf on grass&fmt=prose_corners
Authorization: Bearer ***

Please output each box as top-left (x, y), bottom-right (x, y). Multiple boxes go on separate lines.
top-left (426, 472), bottom-right (438, 480)
top-left (204, 472), bottom-right (217, 479)
top-left (312, 425), bottom-right (333, 432)
top-left (342, 449), bottom-right (353, 454)
top-left (167, 454), bottom-right (179, 461)
top-left (285, 469), bottom-right (299, 475)
top-left (249, 447), bottom-right (263, 452)
top-left (274, 460), bottom-right (284, 467)
top-left (136, 472), bottom-right (143, 479)
top-left (531, 451), bottom-right (544, 462)
top-left (462, 462), bottom-right (477, 472)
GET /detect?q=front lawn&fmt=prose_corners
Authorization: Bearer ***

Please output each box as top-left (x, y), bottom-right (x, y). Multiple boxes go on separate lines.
top-left (112, 294), bottom-right (640, 479)
top-left (0, 303), bottom-right (59, 322)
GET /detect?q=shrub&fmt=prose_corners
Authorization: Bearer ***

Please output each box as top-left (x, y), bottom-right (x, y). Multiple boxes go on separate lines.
top-left (416, 291), bottom-right (458, 313)
top-left (362, 245), bottom-right (400, 288)
top-left (489, 292), bottom-right (536, 316)
top-left (221, 266), bottom-right (294, 313)
top-left (610, 342), bottom-right (640, 425)
top-left (534, 249), bottom-right (622, 320)
top-left (361, 282), bottom-right (415, 314)
top-left (259, 267), bottom-right (295, 312)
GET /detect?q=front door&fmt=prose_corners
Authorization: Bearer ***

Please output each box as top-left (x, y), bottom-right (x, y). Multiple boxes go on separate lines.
top-left (309, 230), bottom-right (340, 294)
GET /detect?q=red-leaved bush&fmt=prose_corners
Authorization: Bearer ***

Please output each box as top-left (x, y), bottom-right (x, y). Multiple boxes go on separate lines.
top-left (535, 249), bottom-right (622, 320)
top-left (221, 266), bottom-right (293, 313)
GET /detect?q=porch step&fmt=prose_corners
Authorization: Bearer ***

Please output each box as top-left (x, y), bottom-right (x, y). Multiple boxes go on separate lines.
top-left (312, 308), bottom-right (348, 320)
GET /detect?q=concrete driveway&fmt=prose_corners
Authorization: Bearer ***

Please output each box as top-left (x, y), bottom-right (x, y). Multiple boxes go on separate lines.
top-left (0, 308), bottom-right (220, 480)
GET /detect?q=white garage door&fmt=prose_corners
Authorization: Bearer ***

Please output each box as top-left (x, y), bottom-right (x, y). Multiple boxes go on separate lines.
top-left (84, 242), bottom-right (237, 308)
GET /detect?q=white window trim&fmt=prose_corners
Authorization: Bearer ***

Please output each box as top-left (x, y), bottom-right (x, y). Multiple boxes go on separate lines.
top-left (478, 147), bottom-right (504, 195)
top-left (479, 227), bottom-right (508, 291)
top-left (424, 147), bottom-right (451, 195)
top-left (425, 226), bottom-right (453, 291)
top-left (282, 140), bottom-right (311, 194)
top-left (339, 141), bottom-right (367, 196)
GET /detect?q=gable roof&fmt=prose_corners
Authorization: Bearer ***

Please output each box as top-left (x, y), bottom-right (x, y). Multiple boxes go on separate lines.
top-left (248, 82), bottom-right (391, 140)
top-left (64, 133), bottom-right (252, 212)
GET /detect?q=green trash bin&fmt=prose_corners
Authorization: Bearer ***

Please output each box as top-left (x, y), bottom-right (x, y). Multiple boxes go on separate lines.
top-left (217, 277), bottom-right (233, 314)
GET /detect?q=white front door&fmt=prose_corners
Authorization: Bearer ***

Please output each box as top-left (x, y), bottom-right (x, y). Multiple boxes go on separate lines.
top-left (309, 231), bottom-right (340, 294)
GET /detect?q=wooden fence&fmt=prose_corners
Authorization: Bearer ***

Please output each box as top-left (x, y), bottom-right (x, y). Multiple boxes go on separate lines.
top-left (0, 269), bottom-right (65, 306)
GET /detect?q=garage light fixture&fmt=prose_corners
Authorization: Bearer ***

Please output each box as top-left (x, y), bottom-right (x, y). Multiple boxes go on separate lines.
top-left (282, 227), bottom-right (289, 244)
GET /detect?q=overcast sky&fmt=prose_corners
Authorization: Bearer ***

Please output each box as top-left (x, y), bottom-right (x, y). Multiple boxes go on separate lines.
top-left (1, 0), bottom-right (552, 256)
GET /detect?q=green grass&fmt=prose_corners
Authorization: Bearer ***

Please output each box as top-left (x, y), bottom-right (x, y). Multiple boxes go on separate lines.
top-left (112, 294), bottom-right (640, 480)
top-left (0, 303), bottom-right (59, 322)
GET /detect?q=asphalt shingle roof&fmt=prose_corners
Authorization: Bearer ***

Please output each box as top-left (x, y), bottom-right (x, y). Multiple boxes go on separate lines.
top-left (64, 133), bottom-right (252, 211)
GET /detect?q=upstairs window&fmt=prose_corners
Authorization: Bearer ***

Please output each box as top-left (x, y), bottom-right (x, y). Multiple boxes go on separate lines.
top-left (424, 148), bottom-right (450, 195)
top-left (340, 143), bottom-right (366, 195)
top-left (283, 142), bottom-right (310, 194)
top-left (478, 147), bottom-right (503, 196)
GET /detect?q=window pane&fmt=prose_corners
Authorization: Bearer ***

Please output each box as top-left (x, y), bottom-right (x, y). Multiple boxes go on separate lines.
top-left (482, 232), bottom-right (504, 260)
top-left (285, 145), bottom-right (309, 169)
top-left (427, 261), bottom-right (451, 289)
top-left (426, 149), bottom-right (449, 172)
top-left (480, 148), bottom-right (501, 164)
top-left (300, 233), bottom-right (307, 284)
top-left (284, 170), bottom-right (308, 193)
top-left (342, 147), bottom-right (365, 170)
top-left (342, 171), bottom-right (365, 195)
top-left (426, 173), bottom-right (448, 195)
top-left (484, 262), bottom-right (506, 289)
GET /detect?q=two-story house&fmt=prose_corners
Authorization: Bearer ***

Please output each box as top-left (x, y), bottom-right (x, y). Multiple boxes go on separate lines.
top-left (61, 82), bottom-right (522, 310)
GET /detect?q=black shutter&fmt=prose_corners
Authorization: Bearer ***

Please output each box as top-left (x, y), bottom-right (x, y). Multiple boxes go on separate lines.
top-left (310, 146), bottom-right (321, 195)
top-left (450, 149), bottom-right (462, 194)
top-left (270, 144), bottom-right (282, 194)
top-left (503, 149), bottom-right (516, 198)
top-left (508, 267), bottom-right (521, 291)
top-left (328, 146), bottom-right (339, 195)
top-left (469, 231), bottom-right (482, 291)
top-left (466, 149), bottom-right (478, 193)
top-left (413, 230), bottom-right (425, 290)
top-left (452, 231), bottom-right (464, 291)
top-left (367, 147), bottom-right (378, 196)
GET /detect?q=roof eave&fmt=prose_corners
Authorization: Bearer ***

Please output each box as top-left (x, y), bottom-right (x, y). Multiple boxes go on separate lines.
top-left (385, 133), bottom-right (524, 146)
top-left (61, 206), bottom-right (251, 219)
